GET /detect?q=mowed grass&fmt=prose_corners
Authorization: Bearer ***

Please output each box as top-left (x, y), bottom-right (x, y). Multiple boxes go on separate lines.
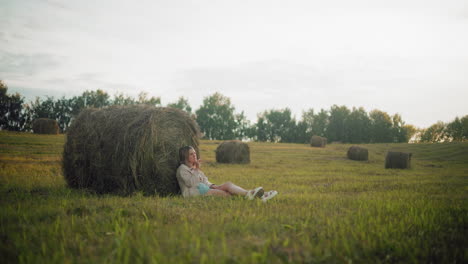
top-left (0, 131), bottom-right (467, 263)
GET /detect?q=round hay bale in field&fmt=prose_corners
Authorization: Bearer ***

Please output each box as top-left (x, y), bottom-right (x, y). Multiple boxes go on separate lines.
top-left (347, 146), bottom-right (369, 161)
top-left (62, 105), bottom-right (201, 195)
top-left (310, 135), bottom-right (327, 147)
top-left (385, 151), bottom-right (412, 169)
top-left (215, 140), bottom-right (250, 164)
top-left (32, 118), bottom-right (59, 134)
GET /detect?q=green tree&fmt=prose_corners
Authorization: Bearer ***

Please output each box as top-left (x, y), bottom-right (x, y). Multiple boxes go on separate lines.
top-left (53, 97), bottom-right (73, 132)
top-left (392, 114), bottom-right (403, 142)
top-left (369, 109), bottom-right (393, 143)
top-left (195, 92), bottom-right (237, 140)
top-left (460, 116), bottom-right (468, 141)
top-left (390, 113), bottom-right (417, 143)
top-left (65, 89), bottom-right (112, 119)
top-left (420, 121), bottom-right (447, 142)
top-left (68, 95), bottom-right (86, 117)
top-left (167, 96), bottom-right (192, 113)
top-left (401, 124), bottom-right (418, 143)
top-left (233, 111), bottom-right (251, 140)
top-left (25, 96), bottom-right (71, 132)
top-left (445, 115), bottom-right (468, 142)
top-left (294, 120), bottom-right (309, 144)
top-left (137, 92), bottom-right (161, 106)
top-left (344, 107), bottom-right (371, 143)
top-left (296, 109), bottom-right (315, 143)
top-left (20, 103), bottom-right (34, 131)
top-left (255, 108), bottom-right (297, 143)
top-left (296, 108), bottom-right (331, 144)
top-left (82, 89), bottom-right (111, 108)
top-left (112, 93), bottom-right (136, 105)
top-left (254, 116), bottom-right (268, 142)
top-left (65, 89), bottom-right (113, 121)
top-left (326, 105), bottom-right (350, 142)
top-left (0, 80), bottom-right (26, 131)
top-left (313, 109), bottom-right (329, 137)
top-left (29, 97), bottom-right (56, 119)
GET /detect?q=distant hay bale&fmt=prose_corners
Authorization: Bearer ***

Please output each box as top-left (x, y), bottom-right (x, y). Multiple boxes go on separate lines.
top-left (62, 105), bottom-right (201, 195)
top-left (347, 146), bottom-right (368, 161)
top-left (310, 135), bottom-right (327, 147)
top-left (216, 140), bottom-right (250, 164)
top-left (215, 140), bottom-right (250, 164)
top-left (385, 151), bottom-right (412, 169)
top-left (32, 118), bottom-right (59, 134)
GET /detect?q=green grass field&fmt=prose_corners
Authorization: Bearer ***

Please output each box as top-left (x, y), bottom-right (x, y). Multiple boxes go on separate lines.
top-left (0, 131), bottom-right (467, 263)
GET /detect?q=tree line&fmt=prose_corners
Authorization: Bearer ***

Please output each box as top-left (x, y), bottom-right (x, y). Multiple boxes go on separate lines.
top-left (1, 80), bottom-right (467, 143)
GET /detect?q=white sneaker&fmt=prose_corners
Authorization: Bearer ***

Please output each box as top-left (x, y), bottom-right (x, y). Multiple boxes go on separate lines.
top-left (245, 187), bottom-right (264, 200)
top-left (261, 190), bottom-right (278, 202)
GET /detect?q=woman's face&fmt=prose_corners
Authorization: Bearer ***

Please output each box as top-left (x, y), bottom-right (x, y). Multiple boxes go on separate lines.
top-left (187, 148), bottom-right (197, 165)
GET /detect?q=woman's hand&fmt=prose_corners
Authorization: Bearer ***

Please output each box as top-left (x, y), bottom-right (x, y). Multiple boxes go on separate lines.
top-left (210, 184), bottom-right (218, 189)
top-left (194, 159), bottom-right (201, 169)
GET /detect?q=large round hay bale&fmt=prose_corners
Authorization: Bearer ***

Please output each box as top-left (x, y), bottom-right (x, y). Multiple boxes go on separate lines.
top-left (62, 105), bottom-right (201, 195)
top-left (310, 135), bottom-right (327, 147)
top-left (347, 146), bottom-right (368, 161)
top-left (385, 151), bottom-right (412, 169)
top-left (32, 118), bottom-right (59, 134)
top-left (215, 140), bottom-right (250, 164)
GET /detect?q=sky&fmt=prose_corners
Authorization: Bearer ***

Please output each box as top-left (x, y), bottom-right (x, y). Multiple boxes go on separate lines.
top-left (1, 0), bottom-right (467, 128)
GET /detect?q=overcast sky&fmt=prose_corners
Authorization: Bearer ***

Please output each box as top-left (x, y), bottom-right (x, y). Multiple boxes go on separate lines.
top-left (1, 0), bottom-right (467, 128)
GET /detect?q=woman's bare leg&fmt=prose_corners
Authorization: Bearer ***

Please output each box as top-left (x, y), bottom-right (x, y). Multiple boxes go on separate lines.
top-left (206, 189), bottom-right (231, 197)
top-left (215, 182), bottom-right (249, 196)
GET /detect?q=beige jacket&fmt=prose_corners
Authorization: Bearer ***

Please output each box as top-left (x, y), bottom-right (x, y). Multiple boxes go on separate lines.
top-left (176, 164), bottom-right (213, 197)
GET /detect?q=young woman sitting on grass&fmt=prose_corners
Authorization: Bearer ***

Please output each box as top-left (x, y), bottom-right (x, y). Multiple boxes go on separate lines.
top-left (176, 146), bottom-right (278, 202)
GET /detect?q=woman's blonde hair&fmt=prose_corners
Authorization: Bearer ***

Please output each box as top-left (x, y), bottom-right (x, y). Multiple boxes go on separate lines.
top-left (178, 146), bottom-right (194, 164)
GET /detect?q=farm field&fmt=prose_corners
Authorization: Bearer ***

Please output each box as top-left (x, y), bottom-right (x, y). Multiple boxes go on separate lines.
top-left (0, 131), bottom-right (467, 263)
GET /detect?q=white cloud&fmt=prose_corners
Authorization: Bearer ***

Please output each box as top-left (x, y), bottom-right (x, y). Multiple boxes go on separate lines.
top-left (1, 0), bottom-right (467, 127)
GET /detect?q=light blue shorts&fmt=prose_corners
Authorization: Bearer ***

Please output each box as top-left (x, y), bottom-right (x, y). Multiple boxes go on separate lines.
top-left (197, 183), bottom-right (210, 195)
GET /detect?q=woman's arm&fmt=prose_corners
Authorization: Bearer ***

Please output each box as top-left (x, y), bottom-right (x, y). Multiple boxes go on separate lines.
top-left (177, 167), bottom-right (195, 188)
top-left (200, 172), bottom-right (218, 189)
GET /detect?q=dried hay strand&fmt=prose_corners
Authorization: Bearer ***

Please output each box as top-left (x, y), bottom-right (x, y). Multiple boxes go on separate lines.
top-left (32, 118), bottom-right (59, 134)
top-left (310, 135), bottom-right (327, 147)
top-left (347, 146), bottom-right (369, 161)
top-left (385, 151), bottom-right (412, 169)
top-left (215, 140), bottom-right (250, 164)
top-left (62, 105), bottom-right (201, 195)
